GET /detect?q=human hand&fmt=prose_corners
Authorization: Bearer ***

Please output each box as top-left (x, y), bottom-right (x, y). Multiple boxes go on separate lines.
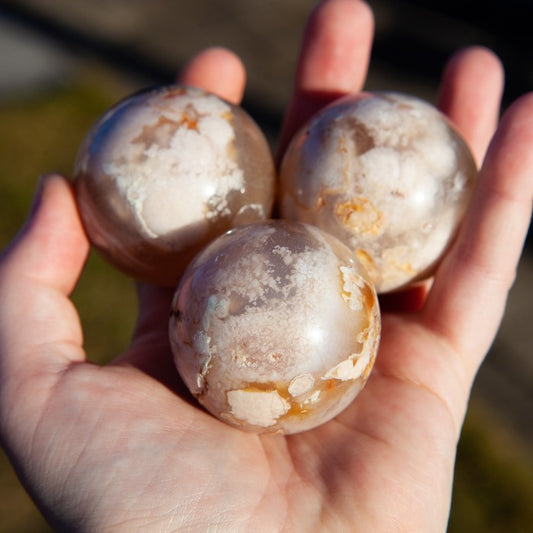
top-left (1, 0), bottom-right (532, 531)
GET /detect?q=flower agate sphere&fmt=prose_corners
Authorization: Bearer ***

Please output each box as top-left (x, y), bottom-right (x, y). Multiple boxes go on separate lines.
top-left (169, 220), bottom-right (380, 434)
top-left (74, 85), bottom-right (275, 285)
top-left (279, 92), bottom-right (477, 293)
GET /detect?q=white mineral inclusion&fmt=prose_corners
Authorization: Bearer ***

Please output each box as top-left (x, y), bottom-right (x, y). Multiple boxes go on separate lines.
top-left (340, 265), bottom-right (366, 311)
top-left (322, 351), bottom-right (371, 381)
top-left (288, 374), bottom-right (315, 396)
top-left (169, 220), bottom-right (381, 434)
top-left (226, 389), bottom-right (290, 427)
top-left (88, 89), bottom-right (242, 239)
top-left (279, 91), bottom-right (478, 293)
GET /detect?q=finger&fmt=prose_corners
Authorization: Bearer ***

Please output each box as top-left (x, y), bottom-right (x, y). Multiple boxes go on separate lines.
top-left (278, 0), bottom-right (374, 157)
top-left (379, 281), bottom-right (431, 314)
top-left (177, 46), bottom-right (246, 105)
top-left (423, 93), bottom-right (533, 380)
top-left (0, 174), bottom-right (89, 382)
top-left (438, 46), bottom-right (504, 166)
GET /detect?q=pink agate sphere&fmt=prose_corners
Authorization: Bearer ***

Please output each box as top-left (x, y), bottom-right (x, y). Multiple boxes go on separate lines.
top-left (279, 91), bottom-right (477, 293)
top-left (169, 220), bottom-right (380, 434)
top-left (74, 85), bottom-right (275, 286)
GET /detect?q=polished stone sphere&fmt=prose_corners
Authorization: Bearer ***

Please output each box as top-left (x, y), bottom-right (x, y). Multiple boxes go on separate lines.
top-left (74, 84), bottom-right (275, 286)
top-left (279, 91), bottom-right (477, 293)
top-left (169, 220), bottom-right (380, 434)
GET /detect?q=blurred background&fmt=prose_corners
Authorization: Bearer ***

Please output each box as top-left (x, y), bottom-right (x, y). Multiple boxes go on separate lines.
top-left (0, 0), bottom-right (531, 531)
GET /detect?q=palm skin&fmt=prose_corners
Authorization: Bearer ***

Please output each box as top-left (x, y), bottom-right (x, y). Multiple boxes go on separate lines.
top-left (1, 1), bottom-right (532, 531)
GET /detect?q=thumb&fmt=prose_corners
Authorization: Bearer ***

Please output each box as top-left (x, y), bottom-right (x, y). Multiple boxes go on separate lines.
top-left (0, 174), bottom-right (89, 387)
top-left (1, 173), bottom-right (89, 295)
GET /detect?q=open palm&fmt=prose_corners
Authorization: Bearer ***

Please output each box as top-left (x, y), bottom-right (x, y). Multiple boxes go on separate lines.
top-left (1, 1), bottom-right (532, 531)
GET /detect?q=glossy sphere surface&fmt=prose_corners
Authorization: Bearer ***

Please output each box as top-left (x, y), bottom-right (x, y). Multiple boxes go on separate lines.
top-left (279, 92), bottom-right (477, 293)
top-left (170, 220), bottom-right (380, 434)
top-left (74, 85), bottom-right (275, 285)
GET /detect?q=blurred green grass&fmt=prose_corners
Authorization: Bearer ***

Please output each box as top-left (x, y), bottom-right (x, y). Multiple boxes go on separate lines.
top-left (0, 68), bottom-right (532, 533)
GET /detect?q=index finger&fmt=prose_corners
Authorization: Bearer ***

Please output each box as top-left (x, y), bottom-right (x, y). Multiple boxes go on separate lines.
top-left (177, 46), bottom-right (247, 105)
